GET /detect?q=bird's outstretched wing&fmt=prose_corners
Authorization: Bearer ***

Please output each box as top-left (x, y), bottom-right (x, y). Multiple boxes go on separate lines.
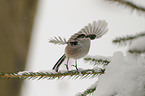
top-left (50, 20), bottom-right (108, 44)
top-left (80, 20), bottom-right (108, 40)
top-left (67, 20), bottom-right (108, 42)
top-left (49, 36), bottom-right (67, 45)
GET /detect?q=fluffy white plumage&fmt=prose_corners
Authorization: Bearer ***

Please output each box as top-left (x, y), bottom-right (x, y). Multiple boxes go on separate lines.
top-left (50, 20), bottom-right (108, 72)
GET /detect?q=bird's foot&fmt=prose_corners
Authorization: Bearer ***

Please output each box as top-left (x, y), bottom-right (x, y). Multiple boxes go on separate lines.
top-left (71, 65), bottom-right (78, 71)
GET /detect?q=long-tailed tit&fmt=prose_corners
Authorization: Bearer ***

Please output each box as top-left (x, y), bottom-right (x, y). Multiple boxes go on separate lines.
top-left (49, 20), bottom-right (108, 72)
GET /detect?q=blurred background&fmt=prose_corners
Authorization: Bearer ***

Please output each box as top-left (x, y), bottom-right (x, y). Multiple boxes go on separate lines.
top-left (0, 0), bottom-right (145, 96)
top-left (0, 0), bottom-right (38, 96)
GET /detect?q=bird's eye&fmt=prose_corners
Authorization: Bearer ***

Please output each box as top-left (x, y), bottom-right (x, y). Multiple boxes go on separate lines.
top-left (81, 35), bottom-right (85, 38)
top-left (69, 41), bottom-right (78, 46)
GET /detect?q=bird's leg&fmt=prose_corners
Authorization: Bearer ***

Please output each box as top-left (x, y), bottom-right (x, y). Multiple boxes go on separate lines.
top-left (75, 60), bottom-right (78, 71)
top-left (72, 60), bottom-right (78, 71)
top-left (65, 58), bottom-right (69, 71)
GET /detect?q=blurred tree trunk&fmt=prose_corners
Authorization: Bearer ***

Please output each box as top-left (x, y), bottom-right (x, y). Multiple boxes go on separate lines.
top-left (0, 0), bottom-right (38, 96)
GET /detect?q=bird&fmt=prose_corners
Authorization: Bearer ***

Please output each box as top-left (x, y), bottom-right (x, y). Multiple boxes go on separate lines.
top-left (49, 20), bottom-right (108, 72)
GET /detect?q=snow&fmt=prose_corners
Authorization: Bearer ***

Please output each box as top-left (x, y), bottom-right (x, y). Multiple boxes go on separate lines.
top-left (19, 51), bottom-right (145, 96)
top-left (18, 70), bottom-right (57, 76)
top-left (129, 36), bottom-right (145, 52)
top-left (94, 51), bottom-right (145, 96)
top-left (87, 81), bottom-right (98, 89)
top-left (75, 92), bottom-right (82, 96)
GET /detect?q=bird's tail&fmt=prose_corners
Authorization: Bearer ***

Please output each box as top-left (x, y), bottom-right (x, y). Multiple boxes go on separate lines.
top-left (52, 54), bottom-right (66, 72)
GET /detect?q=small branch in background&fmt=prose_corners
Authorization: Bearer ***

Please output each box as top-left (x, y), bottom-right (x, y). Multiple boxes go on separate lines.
top-left (84, 55), bottom-right (111, 66)
top-left (0, 69), bottom-right (105, 80)
top-left (113, 32), bottom-right (145, 46)
top-left (107, 0), bottom-right (145, 14)
top-left (76, 81), bottom-right (97, 96)
top-left (128, 49), bottom-right (145, 54)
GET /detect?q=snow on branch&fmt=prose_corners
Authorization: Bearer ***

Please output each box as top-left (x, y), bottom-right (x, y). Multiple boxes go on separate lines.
top-left (113, 32), bottom-right (145, 46)
top-left (0, 69), bottom-right (104, 80)
top-left (107, 0), bottom-right (145, 14)
top-left (94, 52), bottom-right (145, 96)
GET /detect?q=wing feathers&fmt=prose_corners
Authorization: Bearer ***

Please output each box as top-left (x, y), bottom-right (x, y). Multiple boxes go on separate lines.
top-left (80, 20), bottom-right (108, 39)
top-left (49, 20), bottom-right (108, 45)
top-left (49, 36), bottom-right (67, 45)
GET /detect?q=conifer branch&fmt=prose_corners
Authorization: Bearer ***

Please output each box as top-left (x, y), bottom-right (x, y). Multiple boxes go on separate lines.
top-left (77, 87), bottom-right (96, 96)
top-left (0, 69), bottom-right (104, 80)
top-left (76, 83), bottom-right (96, 96)
top-left (113, 32), bottom-right (145, 46)
top-left (76, 81), bottom-right (97, 96)
top-left (107, 0), bottom-right (145, 14)
top-left (82, 87), bottom-right (96, 96)
top-left (49, 36), bottom-right (67, 45)
top-left (128, 49), bottom-right (145, 54)
top-left (84, 56), bottom-right (111, 66)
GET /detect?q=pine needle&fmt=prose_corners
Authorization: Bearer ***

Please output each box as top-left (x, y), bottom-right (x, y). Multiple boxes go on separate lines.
top-left (107, 0), bottom-right (145, 15)
top-left (0, 69), bottom-right (105, 80)
top-left (76, 81), bottom-right (98, 96)
top-left (113, 32), bottom-right (145, 46)
top-left (128, 49), bottom-right (145, 54)
top-left (84, 56), bottom-right (111, 67)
